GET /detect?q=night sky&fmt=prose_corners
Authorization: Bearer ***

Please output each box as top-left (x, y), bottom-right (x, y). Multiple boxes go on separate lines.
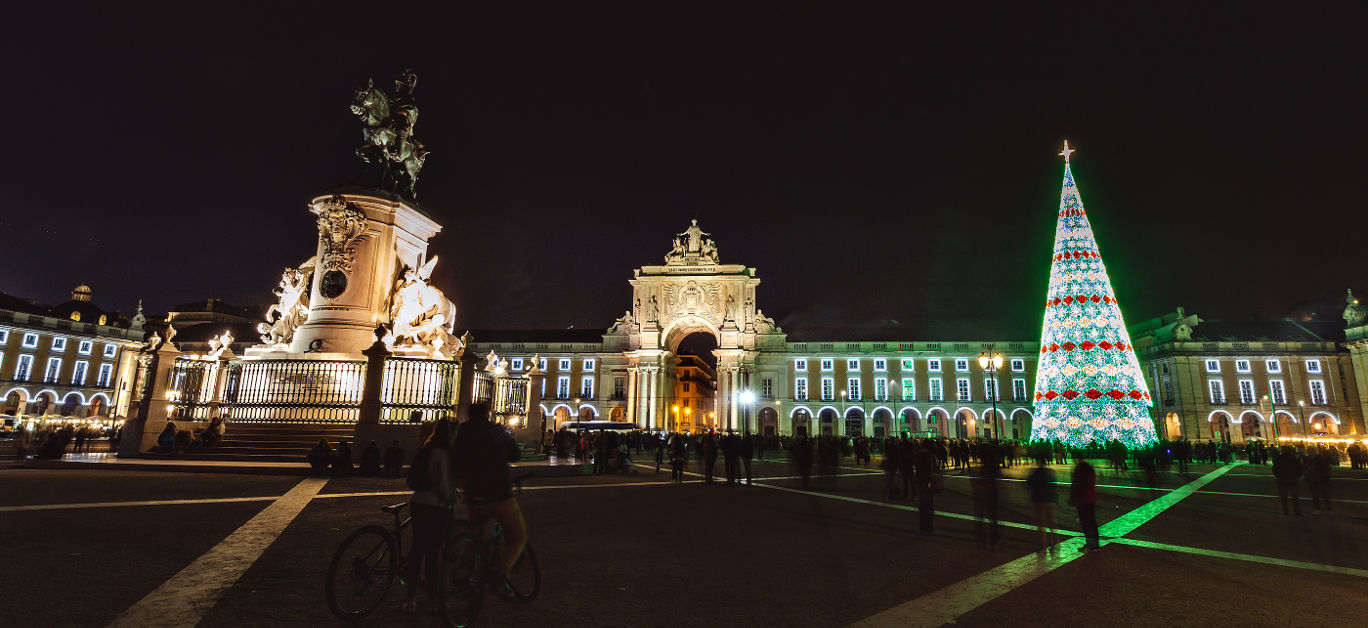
top-left (3, 4), bottom-right (1364, 341)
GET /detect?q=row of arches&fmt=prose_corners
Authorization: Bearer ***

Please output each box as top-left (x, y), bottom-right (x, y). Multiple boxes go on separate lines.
top-left (785, 405), bottom-right (1035, 439)
top-left (1203, 409), bottom-right (1341, 441)
top-left (2, 387), bottom-right (111, 418)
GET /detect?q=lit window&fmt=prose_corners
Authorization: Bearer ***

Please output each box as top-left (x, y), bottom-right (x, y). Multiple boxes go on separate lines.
top-left (613, 377), bottom-right (624, 398)
top-left (556, 376), bottom-right (570, 398)
top-left (52, 337), bottom-right (67, 352)
top-left (794, 377), bottom-right (808, 400)
top-left (581, 376), bottom-right (594, 398)
top-left (901, 378), bottom-right (916, 401)
top-left (955, 359), bottom-right (969, 372)
top-left (0, 330), bottom-right (8, 343)
top-left (928, 379), bottom-right (943, 401)
top-left (70, 311), bottom-right (81, 322)
top-left (1208, 380), bottom-right (1226, 404)
top-left (538, 358), bottom-right (547, 371)
top-left (16, 354), bottom-right (34, 380)
top-left (956, 378), bottom-right (971, 401)
top-left (22, 333), bottom-right (38, 349)
top-left (1238, 380), bottom-right (1255, 404)
top-left (847, 359), bottom-right (860, 371)
top-left (927, 359), bottom-right (942, 372)
top-left (821, 378), bottom-right (834, 401)
top-left (1010, 358), bottom-right (1025, 372)
top-left (1309, 380), bottom-right (1327, 404)
top-left (98, 314), bottom-right (107, 326)
top-left (1269, 380), bottom-right (1287, 405)
top-left (874, 378), bottom-right (887, 401)
top-left (72, 360), bottom-right (89, 385)
top-left (103, 343), bottom-right (117, 358)
top-left (78, 340), bottom-right (93, 355)
top-left (1235, 359), bottom-right (1251, 373)
top-left (1305, 359), bottom-right (1322, 374)
top-left (1265, 359), bottom-right (1280, 373)
top-left (682, 382), bottom-right (691, 393)
top-left (97, 363), bottom-right (113, 388)
top-left (873, 359), bottom-right (886, 371)
top-left (1205, 359), bottom-right (1220, 373)
top-left (901, 359), bottom-right (914, 370)
top-left (583, 359), bottom-right (595, 371)
top-left (44, 358), bottom-right (62, 383)
top-left (511, 358), bottom-right (524, 371)
top-left (984, 377), bottom-right (1000, 401)
top-left (847, 378), bottom-right (861, 400)
top-left (1012, 378), bottom-right (1027, 401)
top-left (558, 358), bottom-right (571, 371)
top-left (820, 359), bottom-right (834, 371)
top-left (762, 378), bottom-right (773, 397)
top-left (794, 359), bottom-right (807, 371)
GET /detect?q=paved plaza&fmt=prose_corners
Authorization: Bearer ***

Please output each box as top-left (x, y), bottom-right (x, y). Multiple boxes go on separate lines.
top-left (3, 457), bottom-right (1366, 627)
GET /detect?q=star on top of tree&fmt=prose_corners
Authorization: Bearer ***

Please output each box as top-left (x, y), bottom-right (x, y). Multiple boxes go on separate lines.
top-left (1059, 140), bottom-right (1075, 163)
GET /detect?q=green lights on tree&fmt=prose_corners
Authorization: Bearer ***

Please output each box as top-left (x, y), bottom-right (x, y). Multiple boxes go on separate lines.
top-left (1030, 142), bottom-right (1159, 449)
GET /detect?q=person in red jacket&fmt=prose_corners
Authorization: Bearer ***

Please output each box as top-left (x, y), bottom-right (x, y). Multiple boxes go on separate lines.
top-left (1071, 459), bottom-right (1100, 552)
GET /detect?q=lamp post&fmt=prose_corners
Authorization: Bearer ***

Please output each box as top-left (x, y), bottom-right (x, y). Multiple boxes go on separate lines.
top-left (739, 389), bottom-right (756, 435)
top-left (978, 352), bottom-right (1003, 440)
top-left (672, 405), bottom-right (680, 433)
top-left (840, 390), bottom-right (847, 437)
top-left (1298, 400), bottom-right (1306, 437)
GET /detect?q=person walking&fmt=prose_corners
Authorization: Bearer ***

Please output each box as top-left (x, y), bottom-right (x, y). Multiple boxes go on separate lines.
top-left (914, 444), bottom-right (939, 533)
top-left (972, 446), bottom-right (1001, 550)
top-left (1272, 445), bottom-right (1304, 516)
top-left (1027, 457), bottom-right (1058, 554)
top-left (1070, 459), bottom-right (1100, 552)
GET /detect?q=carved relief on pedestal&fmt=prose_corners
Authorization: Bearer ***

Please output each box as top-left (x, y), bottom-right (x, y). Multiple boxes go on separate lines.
top-left (315, 194), bottom-right (369, 299)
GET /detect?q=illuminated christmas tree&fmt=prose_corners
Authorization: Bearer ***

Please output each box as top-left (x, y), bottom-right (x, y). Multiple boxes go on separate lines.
top-left (1030, 142), bottom-right (1158, 448)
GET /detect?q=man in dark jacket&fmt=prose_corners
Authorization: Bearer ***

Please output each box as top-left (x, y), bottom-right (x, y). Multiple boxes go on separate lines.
top-left (1272, 446), bottom-right (1304, 516)
top-left (453, 403), bottom-right (526, 587)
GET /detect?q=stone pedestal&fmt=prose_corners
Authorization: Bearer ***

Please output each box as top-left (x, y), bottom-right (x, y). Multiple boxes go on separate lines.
top-left (290, 191), bottom-right (442, 356)
top-left (118, 342), bottom-right (184, 457)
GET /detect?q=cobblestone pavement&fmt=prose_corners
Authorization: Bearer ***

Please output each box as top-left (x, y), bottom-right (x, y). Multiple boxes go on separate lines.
top-left (3, 458), bottom-right (1365, 627)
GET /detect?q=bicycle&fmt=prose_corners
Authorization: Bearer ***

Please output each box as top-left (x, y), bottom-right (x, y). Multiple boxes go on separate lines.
top-left (438, 510), bottom-right (540, 627)
top-left (325, 501), bottom-right (412, 619)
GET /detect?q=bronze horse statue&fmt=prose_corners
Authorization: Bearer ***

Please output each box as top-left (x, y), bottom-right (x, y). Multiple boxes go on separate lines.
top-left (350, 71), bottom-right (428, 199)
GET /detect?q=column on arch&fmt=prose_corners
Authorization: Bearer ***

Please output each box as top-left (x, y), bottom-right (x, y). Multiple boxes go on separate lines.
top-left (645, 366), bottom-right (658, 430)
top-left (626, 366), bottom-right (639, 427)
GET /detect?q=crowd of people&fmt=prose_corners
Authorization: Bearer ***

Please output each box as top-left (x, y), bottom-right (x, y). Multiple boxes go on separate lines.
top-left (308, 439), bottom-right (407, 477)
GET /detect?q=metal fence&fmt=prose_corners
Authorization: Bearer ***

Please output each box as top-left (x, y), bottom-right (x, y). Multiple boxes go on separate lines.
top-left (380, 356), bottom-right (460, 424)
top-left (220, 359), bottom-right (366, 424)
top-left (168, 358), bottom-right (216, 421)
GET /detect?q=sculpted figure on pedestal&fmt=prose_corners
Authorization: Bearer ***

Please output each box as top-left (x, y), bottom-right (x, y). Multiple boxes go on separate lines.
top-left (608, 310), bottom-right (639, 334)
top-left (1345, 289), bottom-right (1366, 328)
top-left (258, 267), bottom-right (312, 346)
top-left (206, 331), bottom-right (234, 360)
top-left (388, 256), bottom-right (462, 359)
top-left (753, 309), bottom-right (781, 334)
top-left (350, 69), bottom-right (429, 199)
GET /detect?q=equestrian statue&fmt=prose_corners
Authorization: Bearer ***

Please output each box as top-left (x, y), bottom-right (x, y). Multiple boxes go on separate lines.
top-left (350, 69), bottom-right (429, 200)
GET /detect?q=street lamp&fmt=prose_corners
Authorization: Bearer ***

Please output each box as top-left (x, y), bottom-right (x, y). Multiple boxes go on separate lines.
top-left (1298, 400), bottom-right (1306, 436)
top-left (739, 389), bottom-right (756, 434)
top-left (672, 405), bottom-right (680, 433)
top-left (978, 352), bottom-right (1003, 440)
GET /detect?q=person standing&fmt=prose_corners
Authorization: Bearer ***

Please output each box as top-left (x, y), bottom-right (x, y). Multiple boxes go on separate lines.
top-left (1306, 447), bottom-right (1333, 515)
top-left (741, 434), bottom-right (754, 486)
top-left (403, 420), bottom-right (454, 612)
top-left (1070, 459), bottom-right (1099, 552)
top-left (669, 435), bottom-right (685, 482)
top-left (1272, 446), bottom-right (1304, 516)
top-left (914, 443), bottom-right (939, 533)
top-left (1027, 457), bottom-right (1058, 554)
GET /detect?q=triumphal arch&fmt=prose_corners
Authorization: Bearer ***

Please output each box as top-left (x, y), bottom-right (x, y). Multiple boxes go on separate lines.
top-left (601, 220), bottom-right (786, 430)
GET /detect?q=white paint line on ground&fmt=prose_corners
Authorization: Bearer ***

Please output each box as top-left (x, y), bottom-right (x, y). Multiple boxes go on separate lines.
top-left (844, 465), bottom-right (1235, 628)
top-left (847, 537), bottom-right (1088, 628)
top-left (0, 496), bottom-right (279, 513)
top-left (106, 477), bottom-right (327, 628)
top-left (1098, 465), bottom-right (1234, 538)
top-left (1108, 538), bottom-right (1368, 579)
top-left (752, 481), bottom-right (1079, 537)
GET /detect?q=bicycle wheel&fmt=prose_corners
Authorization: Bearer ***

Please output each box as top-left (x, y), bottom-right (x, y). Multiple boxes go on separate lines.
top-left (438, 534), bottom-right (484, 627)
top-left (505, 543), bottom-right (540, 603)
top-left (326, 525), bottom-right (398, 619)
